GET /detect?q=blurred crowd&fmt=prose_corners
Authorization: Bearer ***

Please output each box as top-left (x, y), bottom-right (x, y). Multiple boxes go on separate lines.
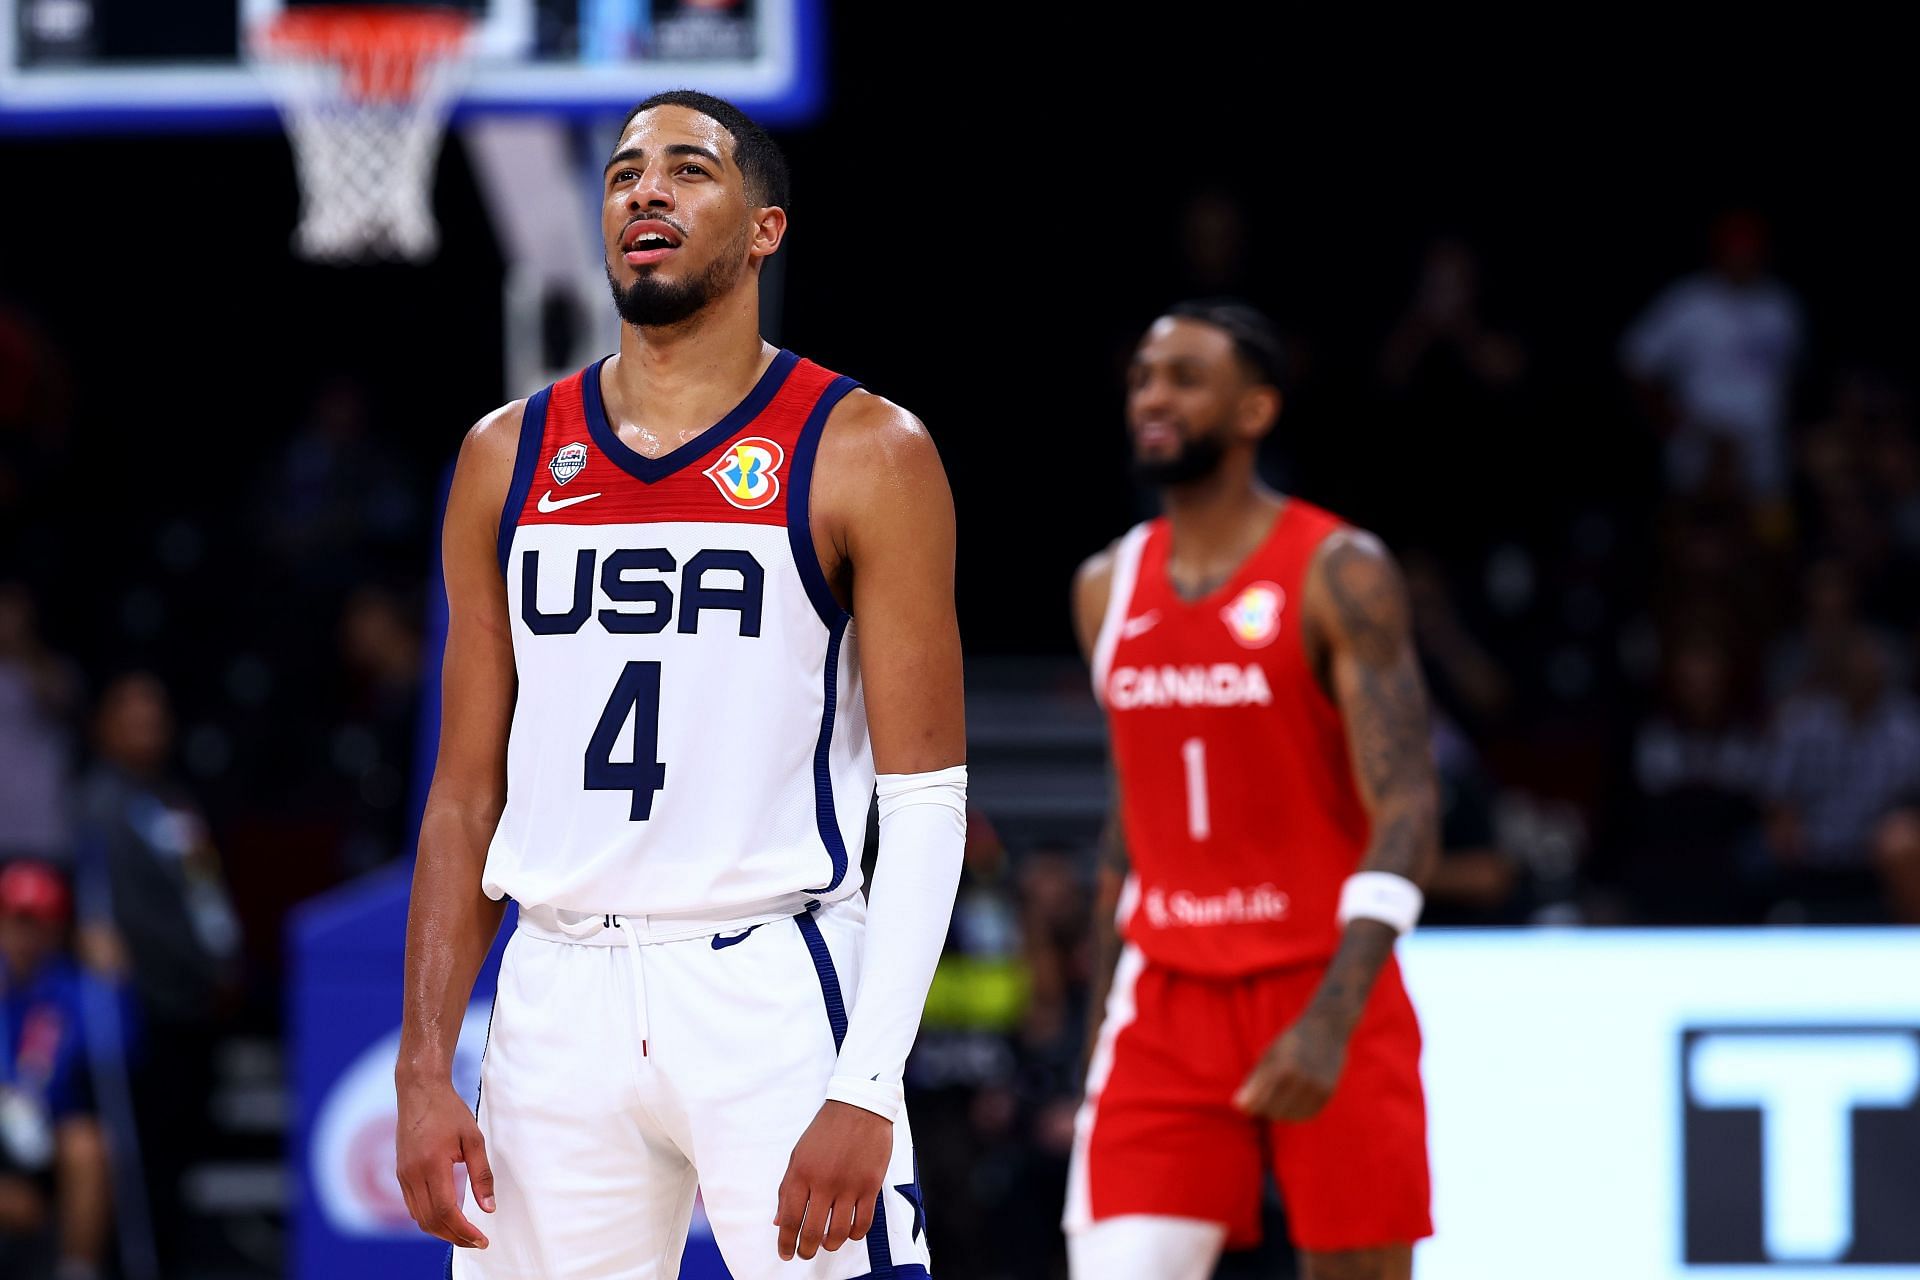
top-left (4, 201), bottom-right (1919, 1277)
top-left (2, 308), bottom-right (422, 1276)
top-left (1378, 210), bottom-right (1920, 932)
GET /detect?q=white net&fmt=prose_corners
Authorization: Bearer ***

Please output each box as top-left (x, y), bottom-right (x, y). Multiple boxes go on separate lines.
top-left (251, 9), bottom-right (473, 264)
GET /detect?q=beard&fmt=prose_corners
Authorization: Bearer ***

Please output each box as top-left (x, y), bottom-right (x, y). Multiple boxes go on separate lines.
top-left (605, 230), bottom-right (749, 328)
top-left (1133, 431), bottom-right (1227, 486)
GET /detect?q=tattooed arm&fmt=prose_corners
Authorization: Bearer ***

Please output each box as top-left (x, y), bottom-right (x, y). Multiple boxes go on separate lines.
top-left (1235, 529), bottom-right (1440, 1122)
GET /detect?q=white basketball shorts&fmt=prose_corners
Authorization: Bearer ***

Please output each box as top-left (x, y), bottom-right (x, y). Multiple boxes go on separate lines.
top-left (449, 894), bottom-right (932, 1279)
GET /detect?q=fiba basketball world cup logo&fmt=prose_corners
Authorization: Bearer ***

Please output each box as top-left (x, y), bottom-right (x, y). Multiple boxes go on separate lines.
top-left (703, 436), bottom-right (786, 510)
top-left (1221, 581), bottom-right (1285, 648)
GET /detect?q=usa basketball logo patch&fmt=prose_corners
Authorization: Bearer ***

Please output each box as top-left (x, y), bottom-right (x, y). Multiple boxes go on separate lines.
top-left (703, 437), bottom-right (786, 510)
top-left (1221, 581), bottom-right (1285, 648)
top-left (549, 441), bottom-right (588, 485)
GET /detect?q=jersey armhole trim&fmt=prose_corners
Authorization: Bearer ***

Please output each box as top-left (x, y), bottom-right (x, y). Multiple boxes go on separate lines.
top-left (786, 374), bottom-right (862, 629)
top-left (803, 615), bottom-right (853, 895)
top-left (1089, 522), bottom-right (1153, 704)
top-left (495, 385), bottom-right (552, 577)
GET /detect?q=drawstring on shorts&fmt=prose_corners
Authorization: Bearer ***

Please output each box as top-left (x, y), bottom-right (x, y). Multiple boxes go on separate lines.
top-left (553, 911), bottom-right (651, 1057)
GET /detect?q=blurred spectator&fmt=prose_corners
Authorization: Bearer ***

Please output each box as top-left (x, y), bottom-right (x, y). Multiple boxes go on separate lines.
top-left (1012, 846), bottom-right (1090, 1271)
top-left (1403, 550), bottom-right (1514, 729)
top-left (918, 812), bottom-right (1030, 1055)
top-left (910, 812), bottom-right (1031, 1280)
top-left (1869, 804), bottom-right (1920, 924)
top-left (256, 378), bottom-right (419, 590)
top-left (1421, 713), bottom-right (1524, 924)
top-left (0, 584), bottom-right (80, 864)
top-left (1178, 190), bottom-right (1251, 294)
top-left (1860, 378), bottom-right (1920, 565)
top-left (1767, 558), bottom-right (1905, 700)
top-left (1379, 238), bottom-right (1527, 394)
top-left (73, 673), bottom-right (241, 1266)
top-left (0, 304), bottom-right (73, 571)
top-left (1764, 630), bottom-right (1920, 920)
top-left (1616, 632), bottom-right (1769, 922)
top-left (1376, 242), bottom-right (1531, 557)
top-left (1796, 370), bottom-right (1920, 622)
top-left (1649, 490), bottom-right (1786, 657)
top-left (0, 862), bottom-right (112, 1280)
top-left (1017, 846), bottom-right (1088, 1058)
top-left (1622, 210), bottom-right (1802, 504)
top-left (331, 586), bottom-right (425, 874)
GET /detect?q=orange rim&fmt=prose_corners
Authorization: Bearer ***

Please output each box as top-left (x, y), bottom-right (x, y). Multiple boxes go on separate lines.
top-left (255, 6), bottom-right (472, 101)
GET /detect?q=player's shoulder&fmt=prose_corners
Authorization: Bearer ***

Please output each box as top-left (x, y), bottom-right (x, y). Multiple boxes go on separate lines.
top-left (1302, 515), bottom-right (1409, 639)
top-left (1076, 518), bottom-right (1161, 595)
top-left (818, 387), bottom-right (936, 469)
top-left (812, 387), bottom-right (951, 524)
top-left (1072, 521), bottom-right (1155, 657)
top-left (465, 398), bottom-right (529, 456)
top-left (1074, 538), bottom-right (1122, 604)
top-left (447, 399), bottom-right (531, 516)
top-left (1311, 520), bottom-right (1395, 578)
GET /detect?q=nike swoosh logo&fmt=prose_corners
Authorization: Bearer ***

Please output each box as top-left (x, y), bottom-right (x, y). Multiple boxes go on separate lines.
top-left (1120, 610), bottom-right (1162, 640)
top-left (537, 489), bottom-right (602, 513)
top-left (710, 923), bottom-right (766, 950)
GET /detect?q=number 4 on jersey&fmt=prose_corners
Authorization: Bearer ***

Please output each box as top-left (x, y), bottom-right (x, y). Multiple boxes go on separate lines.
top-left (586, 661), bottom-right (668, 820)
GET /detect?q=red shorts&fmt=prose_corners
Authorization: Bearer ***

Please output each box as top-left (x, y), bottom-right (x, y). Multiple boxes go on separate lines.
top-left (1066, 946), bottom-right (1432, 1253)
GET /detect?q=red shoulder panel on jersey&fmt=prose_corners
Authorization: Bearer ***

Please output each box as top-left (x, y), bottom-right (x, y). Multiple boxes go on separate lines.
top-left (514, 352), bottom-right (846, 530)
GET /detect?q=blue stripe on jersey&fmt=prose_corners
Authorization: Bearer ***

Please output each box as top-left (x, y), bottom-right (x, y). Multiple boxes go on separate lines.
top-left (496, 385), bottom-right (552, 575)
top-left (791, 374), bottom-right (862, 896)
top-left (804, 616), bottom-right (851, 894)
top-left (794, 909), bottom-right (848, 1047)
top-left (581, 349), bottom-right (801, 484)
top-left (785, 374), bottom-right (861, 628)
top-left (795, 910), bottom-right (901, 1277)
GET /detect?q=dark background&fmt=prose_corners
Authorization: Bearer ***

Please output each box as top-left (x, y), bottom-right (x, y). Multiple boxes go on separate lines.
top-left (6, 16), bottom-right (1916, 653)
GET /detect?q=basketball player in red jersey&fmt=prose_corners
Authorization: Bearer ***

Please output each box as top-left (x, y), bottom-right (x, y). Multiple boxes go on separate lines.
top-left (394, 92), bottom-right (965, 1279)
top-left (1064, 301), bottom-right (1438, 1280)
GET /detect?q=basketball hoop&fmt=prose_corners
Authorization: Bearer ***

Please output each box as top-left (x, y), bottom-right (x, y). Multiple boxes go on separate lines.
top-left (250, 6), bottom-right (475, 263)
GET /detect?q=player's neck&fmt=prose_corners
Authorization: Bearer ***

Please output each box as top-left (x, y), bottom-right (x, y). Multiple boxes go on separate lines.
top-left (606, 292), bottom-right (774, 438)
top-left (1160, 468), bottom-right (1283, 560)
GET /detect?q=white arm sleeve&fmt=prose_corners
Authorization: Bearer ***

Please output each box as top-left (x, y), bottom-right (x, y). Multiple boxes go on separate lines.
top-left (824, 764), bottom-right (967, 1122)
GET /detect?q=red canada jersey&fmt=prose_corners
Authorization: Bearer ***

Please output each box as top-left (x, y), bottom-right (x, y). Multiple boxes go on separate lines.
top-left (1092, 500), bottom-right (1367, 977)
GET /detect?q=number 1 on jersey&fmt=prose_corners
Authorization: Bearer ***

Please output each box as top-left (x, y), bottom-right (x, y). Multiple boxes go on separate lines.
top-left (1181, 736), bottom-right (1211, 841)
top-left (586, 660), bottom-right (668, 820)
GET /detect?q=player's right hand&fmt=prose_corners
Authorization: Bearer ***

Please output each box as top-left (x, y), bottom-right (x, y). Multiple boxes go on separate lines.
top-left (1233, 1015), bottom-right (1350, 1123)
top-left (395, 1078), bottom-right (494, 1249)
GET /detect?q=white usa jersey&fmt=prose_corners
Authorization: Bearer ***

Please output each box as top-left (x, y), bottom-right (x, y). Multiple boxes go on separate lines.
top-left (481, 350), bottom-right (873, 918)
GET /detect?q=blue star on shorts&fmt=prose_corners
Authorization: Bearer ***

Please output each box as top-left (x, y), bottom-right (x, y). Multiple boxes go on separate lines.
top-left (893, 1179), bottom-right (926, 1241)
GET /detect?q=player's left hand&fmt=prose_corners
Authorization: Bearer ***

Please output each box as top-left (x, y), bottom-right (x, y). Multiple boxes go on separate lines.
top-left (1233, 1014), bottom-right (1350, 1123)
top-left (774, 1100), bottom-right (892, 1261)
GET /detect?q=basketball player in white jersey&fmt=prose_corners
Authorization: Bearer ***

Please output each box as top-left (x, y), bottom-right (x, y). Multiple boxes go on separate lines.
top-left (394, 91), bottom-right (965, 1280)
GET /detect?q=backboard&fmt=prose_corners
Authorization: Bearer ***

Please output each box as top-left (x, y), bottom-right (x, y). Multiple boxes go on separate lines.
top-left (0, 0), bottom-right (823, 131)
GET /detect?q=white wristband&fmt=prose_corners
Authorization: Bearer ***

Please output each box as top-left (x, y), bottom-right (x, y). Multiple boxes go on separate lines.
top-left (1336, 871), bottom-right (1423, 936)
top-left (825, 1073), bottom-right (906, 1123)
